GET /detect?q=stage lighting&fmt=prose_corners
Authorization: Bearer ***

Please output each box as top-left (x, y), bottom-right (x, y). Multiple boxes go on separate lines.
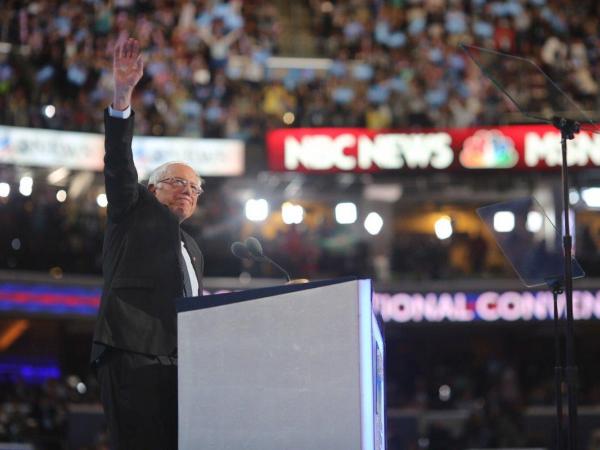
top-left (19, 176), bottom-right (33, 196)
top-left (493, 211), bottom-right (515, 232)
top-left (11, 239), bottom-right (20, 250)
top-left (364, 212), bottom-right (383, 235)
top-left (569, 189), bottom-right (580, 205)
top-left (582, 187), bottom-right (600, 207)
top-left (43, 104), bottom-right (56, 118)
top-left (96, 193), bottom-right (108, 208)
top-left (56, 190), bottom-right (67, 203)
top-left (281, 202), bottom-right (303, 224)
top-left (526, 211), bottom-right (543, 233)
top-left (282, 112), bottom-right (295, 125)
top-left (335, 202), bottom-right (357, 224)
top-left (434, 216), bottom-right (452, 240)
top-left (438, 384), bottom-right (451, 402)
top-left (245, 198), bottom-right (269, 221)
top-left (0, 183), bottom-right (9, 198)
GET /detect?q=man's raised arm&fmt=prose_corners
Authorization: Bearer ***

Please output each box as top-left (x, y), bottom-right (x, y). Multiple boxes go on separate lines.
top-left (104, 35), bottom-right (144, 221)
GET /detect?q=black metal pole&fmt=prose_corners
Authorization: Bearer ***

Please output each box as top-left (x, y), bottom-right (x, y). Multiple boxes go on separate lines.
top-left (556, 120), bottom-right (579, 450)
top-left (551, 284), bottom-right (564, 450)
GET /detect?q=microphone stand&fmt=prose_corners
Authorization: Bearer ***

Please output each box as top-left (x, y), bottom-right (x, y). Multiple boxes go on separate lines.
top-left (552, 117), bottom-right (580, 450)
top-left (257, 254), bottom-right (292, 283)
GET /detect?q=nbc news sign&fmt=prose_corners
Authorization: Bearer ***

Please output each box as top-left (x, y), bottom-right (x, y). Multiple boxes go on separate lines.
top-left (266, 125), bottom-right (600, 172)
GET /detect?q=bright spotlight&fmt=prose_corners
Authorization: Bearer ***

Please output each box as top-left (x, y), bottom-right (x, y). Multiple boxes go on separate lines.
top-left (281, 202), bottom-right (303, 224)
top-left (43, 104), bottom-right (56, 118)
top-left (282, 111), bottom-right (295, 125)
top-left (493, 211), bottom-right (515, 232)
top-left (364, 212), bottom-right (383, 235)
top-left (335, 202), bottom-right (357, 224)
top-left (56, 190), bottom-right (67, 203)
top-left (0, 182), bottom-right (10, 197)
top-left (582, 187), bottom-right (600, 207)
top-left (44, 105), bottom-right (56, 119)
top-left (569, 189), bottom-right (580, 205)
top-left (526, 211), bottom-right (543, 233)
top-left (11, 238), bottom-right (21, 250)
top-left (245, 198), bottom-right (269, 222)
top-left (438, 384), bottom-right (451, 402)
top-left (96, 193), bottom-right (108, 208)
top-left (19, 176), bottom-right (33, 196)
top-left (434, 216), bottom-right (453, 240)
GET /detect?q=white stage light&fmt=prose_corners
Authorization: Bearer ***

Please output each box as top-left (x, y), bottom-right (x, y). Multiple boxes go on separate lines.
top-left (56, 190), bottom-right (67, 203)
top-left (245, 198), bottom-right (269, 222)
top-left (0, 183), bottom-right (10, 197)
top-left (47, 167), bottom-right (70, 185)
top-left (335, 202), bottom-right (357, 224)
top-left (364, 212), bottom-right (383, 235)
top-left (582, 187), bottom-right (600, 207)
top-left (438, 384), bottom-right (451, 402)
top-left (434, 216), bottom-right (453, 240)
top-left (493, 211), bottom-right (515, 232)
top-left (569, 189), bottom-right (580, 205)
top-left (96, 193), bottom-right (108, 208)
top-left (11, 238), bottom-right (21, 250)
top-left (526, 211), bottom-right (543, 233)
top-left (43, 104), bottom-right (56, 118)
top-left (281, 202), bottom-right (303, 224)
top-left (19, 176), bottom-right (33, 196)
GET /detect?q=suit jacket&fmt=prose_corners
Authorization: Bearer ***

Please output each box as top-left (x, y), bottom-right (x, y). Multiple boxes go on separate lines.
top-left (92, 110), bottom-right (204, 359)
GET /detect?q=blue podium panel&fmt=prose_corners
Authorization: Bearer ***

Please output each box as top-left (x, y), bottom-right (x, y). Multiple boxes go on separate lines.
top-left (176, 278), bottom-right (384, 450)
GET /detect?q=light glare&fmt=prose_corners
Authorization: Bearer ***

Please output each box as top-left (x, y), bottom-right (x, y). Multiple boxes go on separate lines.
top-left (582, 187), bottom-right (600, 207)
top-left (0, 182), bottom-right (9, 197)
top-left (245, 198), bottom-right (269, 222)
top-left (56, 190), bottom-right (67, 202)
top-left (569, 189), bottom-right (580, 205)
top-left (494, 211), bottom-right (515, 232)
top-left (526, 211), bottom-right (543, 233)
top-left (434, 216), bottom-right (453, 240)
top-left (281, 202), bottom-right (303, 224)
top-left (364, 212), bottom-right (383, 235)
top-left (335, 202), bottom-right (357, 224)
top-left (96, 193), bottom-right (108, 208)
top-left (43, 104), bottom-right (56, 118)
top-left (19, 176), bottom-right (33, 196)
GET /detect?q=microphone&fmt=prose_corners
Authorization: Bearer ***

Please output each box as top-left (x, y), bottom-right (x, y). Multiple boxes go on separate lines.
top-left (230, 237), bottom-right (293, 282)
top-left (244, 237), bottom-right (265, 261)
top-left (231, 241), bottom-right (252, 260)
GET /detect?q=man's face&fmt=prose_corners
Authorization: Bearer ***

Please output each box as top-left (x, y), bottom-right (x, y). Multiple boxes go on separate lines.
top-left (148, 164), bottom-right (202, 222)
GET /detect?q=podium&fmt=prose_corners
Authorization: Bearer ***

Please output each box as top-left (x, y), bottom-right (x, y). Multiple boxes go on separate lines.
top-left (176, 278), bottom-right (385, 450)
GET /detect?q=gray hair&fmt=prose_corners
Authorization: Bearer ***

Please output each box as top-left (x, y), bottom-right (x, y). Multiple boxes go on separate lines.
top-left (147, 161), bottom-right (201, 186)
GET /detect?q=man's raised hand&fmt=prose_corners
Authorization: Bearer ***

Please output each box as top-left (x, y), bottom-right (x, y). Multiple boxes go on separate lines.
top-left (113, 34), bottom-right (144, 111)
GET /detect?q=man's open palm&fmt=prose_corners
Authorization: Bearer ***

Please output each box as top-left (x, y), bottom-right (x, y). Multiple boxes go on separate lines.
top-left (114, 36), bottom-right (143, 91)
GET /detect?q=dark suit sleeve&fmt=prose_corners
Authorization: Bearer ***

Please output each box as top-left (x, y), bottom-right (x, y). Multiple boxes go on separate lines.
top-left (103, 109), bottom-right (139, 221)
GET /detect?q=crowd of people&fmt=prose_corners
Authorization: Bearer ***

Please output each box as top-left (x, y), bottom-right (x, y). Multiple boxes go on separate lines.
top-left (0, 374), bottom-right (106, 450)
top-left (0, 0), bottom-right (599, 139)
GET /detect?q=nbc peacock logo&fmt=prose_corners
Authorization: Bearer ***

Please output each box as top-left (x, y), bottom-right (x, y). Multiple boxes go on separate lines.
top-left (459, 129), bottom-right (519, 169)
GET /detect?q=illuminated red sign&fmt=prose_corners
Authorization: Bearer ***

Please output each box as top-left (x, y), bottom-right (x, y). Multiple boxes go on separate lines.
top-left (266, 125), bottom-right (600, 172)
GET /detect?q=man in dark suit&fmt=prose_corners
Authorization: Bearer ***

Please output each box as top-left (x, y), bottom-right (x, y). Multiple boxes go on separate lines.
top-left (91, 35), bottom-right (204, 450)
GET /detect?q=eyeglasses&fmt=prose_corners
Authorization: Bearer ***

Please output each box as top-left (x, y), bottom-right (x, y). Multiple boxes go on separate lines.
top-left (157, 177), bottom-right (204, 197)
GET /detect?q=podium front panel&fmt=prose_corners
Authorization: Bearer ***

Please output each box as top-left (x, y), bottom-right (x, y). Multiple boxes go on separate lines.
top-left (178, 279), bottom-right (380, 450)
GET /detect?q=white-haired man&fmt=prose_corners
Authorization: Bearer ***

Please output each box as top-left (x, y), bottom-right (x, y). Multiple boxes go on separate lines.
top-left (91, 36), bottom-right (204, 450)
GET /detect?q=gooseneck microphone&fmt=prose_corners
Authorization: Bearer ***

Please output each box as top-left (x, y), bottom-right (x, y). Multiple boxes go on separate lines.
top-left (230, 237), bottom-right (292, 282)
top-left (231, 241), bottom-right (252, 260)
